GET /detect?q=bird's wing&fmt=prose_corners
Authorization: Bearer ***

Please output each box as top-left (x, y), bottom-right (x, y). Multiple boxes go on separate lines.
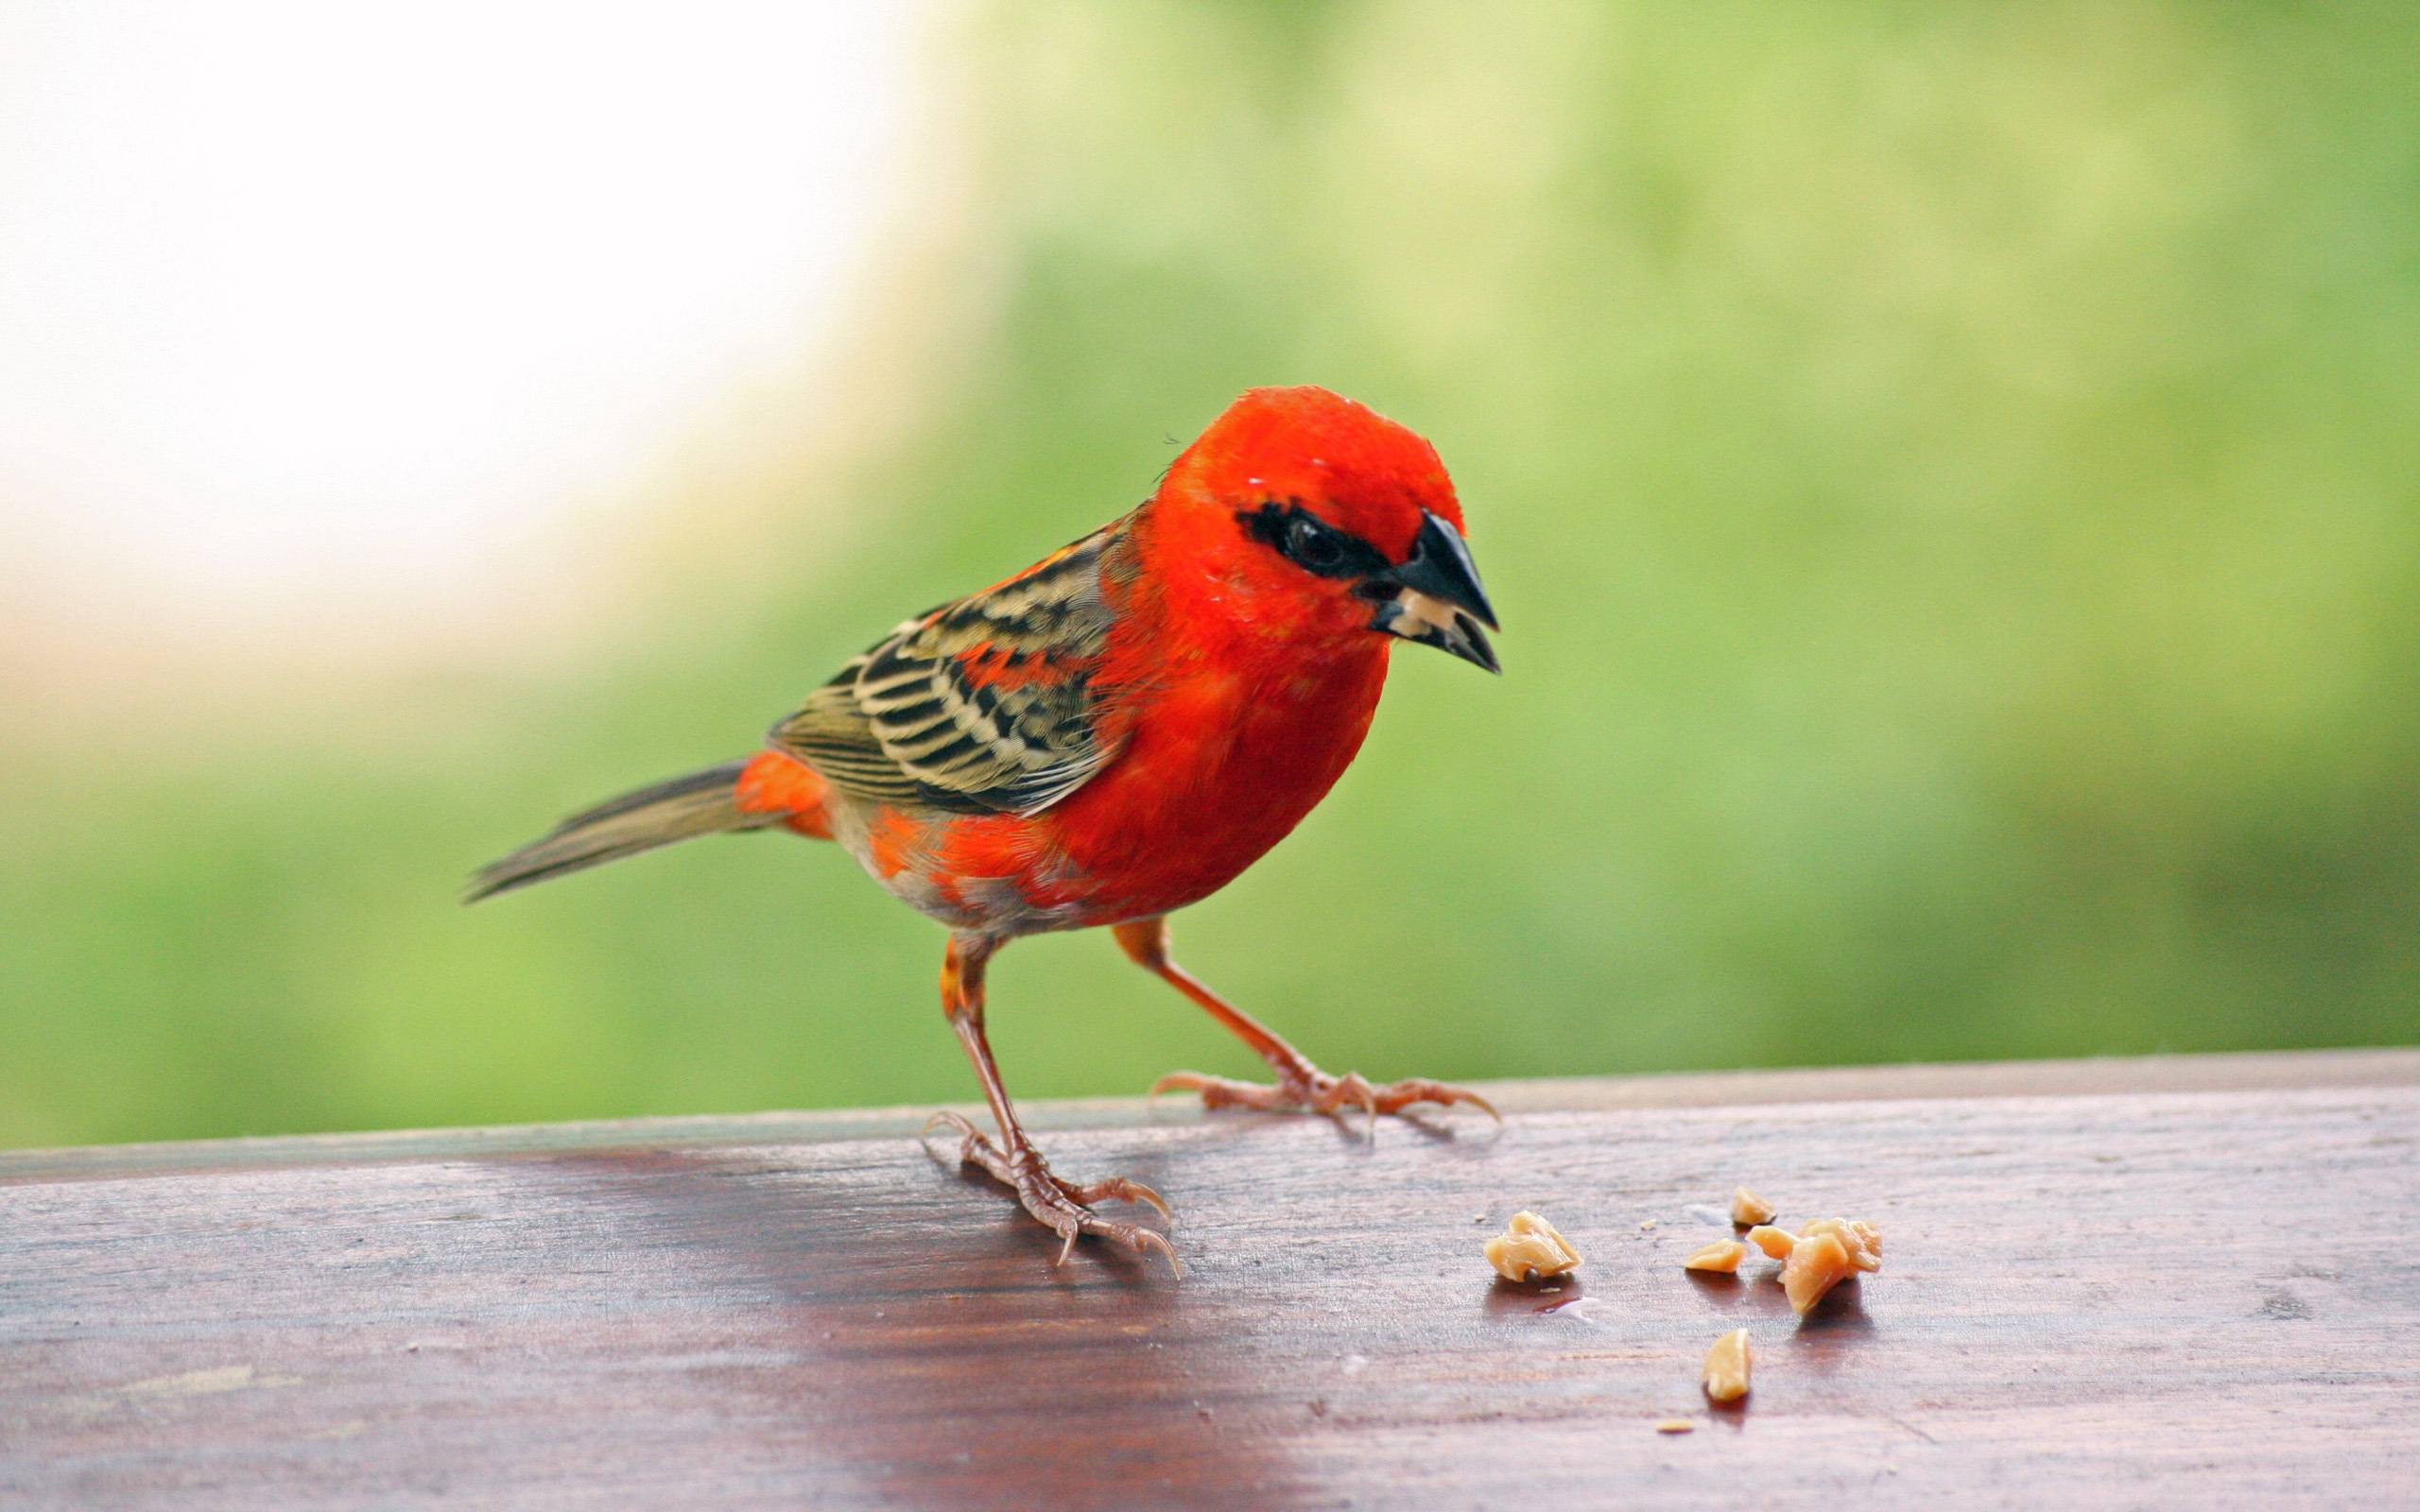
top-left (769, 524), bottom-right (1129, 816)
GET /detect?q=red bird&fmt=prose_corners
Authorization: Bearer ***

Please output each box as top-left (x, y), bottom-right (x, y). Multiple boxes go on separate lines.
top-left (469, 387), bottom-right (1500, 1267)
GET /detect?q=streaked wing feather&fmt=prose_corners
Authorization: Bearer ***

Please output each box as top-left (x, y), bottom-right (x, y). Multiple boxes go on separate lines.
top-left (768, 525), bottom-right (1126, 816)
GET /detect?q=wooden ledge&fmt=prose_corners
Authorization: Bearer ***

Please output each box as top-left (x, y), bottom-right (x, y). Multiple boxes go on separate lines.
top-left (5, 1047), bottom-right (2416, 1508)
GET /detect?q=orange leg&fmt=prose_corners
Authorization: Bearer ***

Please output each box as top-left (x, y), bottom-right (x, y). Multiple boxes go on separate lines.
top-left (1114, 916), bottom-right (1496, 1137)
top-left (929, 931), bottom-right (1177, 1272)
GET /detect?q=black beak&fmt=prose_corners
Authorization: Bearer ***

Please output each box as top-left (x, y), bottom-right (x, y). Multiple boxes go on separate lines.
top-left (1397, 511), bottom-right (1499, 629)
top-left (1366, 510), bottom-right (1501, 673)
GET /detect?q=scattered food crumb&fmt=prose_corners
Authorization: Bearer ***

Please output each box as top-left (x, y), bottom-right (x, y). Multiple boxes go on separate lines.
top-left (1703, 1328), bottom-right (1752, 1402)
top-left (1654, 1418), bottom-right (1696, 1434)
top-left (1798, 1216), bottom-right (1883, 1272)
top-left (1781, 1231), bottom-right (1851, 1314)
top-left (1638, 1218), bottom-right (1657, 1230)
top-left (1730, 1187), bottom-right (1777, 1227)
top-left (1779, 1217), bottom-right (1882, 1314)
top-left (1484, 1211), bottom-right (1582, 1282)
top-left (1683, 1239), bottom-right (1750, 1274)
top-left (1745, 1224), bottom-right (1797, 1260)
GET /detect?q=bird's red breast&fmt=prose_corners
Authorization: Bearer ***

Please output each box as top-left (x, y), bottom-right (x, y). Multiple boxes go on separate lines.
top-left (746, 386), bottom-right (1475, 936)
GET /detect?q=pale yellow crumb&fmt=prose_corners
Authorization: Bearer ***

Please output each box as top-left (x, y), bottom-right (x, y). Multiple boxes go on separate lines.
top-left (1798, 1216), bottom-right (1883, 1272)
top-left (1703, 1328), bottom-right (1751, 1402)
top-left (1781, 1230), bottom-right (1856, 1315)
top-left (1745, 1224), bottom-right (1796, 1260)
top-left (1729, 1187), bottom-right (1776, 1227)
top-left (1682, 1239), bottom-right (1750, 1274)
top-left (1654, 1418), bottom-right (1696, 1434)
top-left (1483, 1211), bottom-right (1582, 1282)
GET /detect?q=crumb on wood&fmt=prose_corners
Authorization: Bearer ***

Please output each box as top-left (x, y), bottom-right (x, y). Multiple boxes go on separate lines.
top-left (1798, 1216), bottom-right (1882, 1272)
top-left (1730, 1187), bottom-right (1777, 1227)
top-left (1703, 1328), bottom-right (1752, 1402)
top-left (1780, 1216), bottom-right (1882, 1314)
top-left (1781, 1231), bottom-right (1850, 1314)
top-left (1483, 1211), bottom-right (1582, 1282)
top-left (1683, 1238), bottom-right (1750, 1274)
top-left (1746, 1224), bottom-right (1797, 1260)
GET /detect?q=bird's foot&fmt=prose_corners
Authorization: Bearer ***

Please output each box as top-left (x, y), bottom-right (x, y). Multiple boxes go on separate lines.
top-left (924, 1111), bottom-right (1179, 1274)
top-left (1150, 1062), bottom-right (1497, 1140)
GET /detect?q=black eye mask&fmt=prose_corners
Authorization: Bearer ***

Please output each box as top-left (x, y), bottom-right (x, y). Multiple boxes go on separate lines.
top-left (1236, 501), bottom-right (1391, 581)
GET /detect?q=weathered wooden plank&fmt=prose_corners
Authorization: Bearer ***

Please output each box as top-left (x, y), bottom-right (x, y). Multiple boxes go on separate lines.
top-left (4, 1060), bottom-right (2416, 1508)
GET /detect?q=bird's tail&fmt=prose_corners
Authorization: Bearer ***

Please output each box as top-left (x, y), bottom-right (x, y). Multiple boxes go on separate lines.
top-left (466, 758), bottom-right (796, 902)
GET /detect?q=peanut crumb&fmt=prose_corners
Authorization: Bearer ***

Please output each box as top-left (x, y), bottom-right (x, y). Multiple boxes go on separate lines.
top-left (1781, 1230), bottom-right (1857, 1315)
top-left (1745, 1224), bottom-right (1797, 1261)
top-left (1484, 1211), bottom-right (1582, 1282)
top-left (1703, 1328), bottom-right (1752, 1402)
top-left (1798, 1216), bottom-right (1883, 1272)
top-left (1682, 1239), bottom-right (1750, 1274)
top-left (1729, 1187), bottom-right (1776, 1227)
top-left (1654, 1418), bottom-right (1696, 1435)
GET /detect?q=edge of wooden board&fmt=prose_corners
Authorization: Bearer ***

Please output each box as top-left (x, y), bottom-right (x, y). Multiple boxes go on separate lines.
top-left (7, 1044), bottom-right (2414, 1183)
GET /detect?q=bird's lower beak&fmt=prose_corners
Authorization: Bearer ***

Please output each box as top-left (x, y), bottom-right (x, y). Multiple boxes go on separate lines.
top-left (1373, 586), bottom-right (1499, 673)
top-left (1368, 511), bottom-right (1500, 673)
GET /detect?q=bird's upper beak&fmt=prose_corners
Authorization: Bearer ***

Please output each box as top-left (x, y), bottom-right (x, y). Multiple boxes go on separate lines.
top-left (1367, 510), bottom-right (1500, 673)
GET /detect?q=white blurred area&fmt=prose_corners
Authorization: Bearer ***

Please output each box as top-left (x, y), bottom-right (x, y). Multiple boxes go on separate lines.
top-left (0, 2), bottom-right (923, 670)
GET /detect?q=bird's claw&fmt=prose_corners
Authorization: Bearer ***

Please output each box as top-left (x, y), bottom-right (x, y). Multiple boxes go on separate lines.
top-left (1150, 1067), bottom-right (1498, 1141)
top-left (923, 1111), bottom-right (1179, 1273)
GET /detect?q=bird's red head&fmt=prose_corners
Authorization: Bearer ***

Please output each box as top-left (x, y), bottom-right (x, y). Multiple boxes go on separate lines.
top-left (1145, 386), bottom-right (1499, 671)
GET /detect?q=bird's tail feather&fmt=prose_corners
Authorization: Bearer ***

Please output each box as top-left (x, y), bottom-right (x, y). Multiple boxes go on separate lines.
top-left (465, 760), bottom-right (783, 902)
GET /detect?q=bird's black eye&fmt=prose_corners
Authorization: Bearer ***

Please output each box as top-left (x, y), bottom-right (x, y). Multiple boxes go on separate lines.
top-left (1287, 513), bottom-right (1344, 572)
top-left (1238, 503), bottom-right (1393, 580)
top-left (1237, 501), bottom-right (1389, 581)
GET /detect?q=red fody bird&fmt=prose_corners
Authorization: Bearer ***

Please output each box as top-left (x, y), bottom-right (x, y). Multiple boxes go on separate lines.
top-left (469, 387), bottom-right (1500, 1269)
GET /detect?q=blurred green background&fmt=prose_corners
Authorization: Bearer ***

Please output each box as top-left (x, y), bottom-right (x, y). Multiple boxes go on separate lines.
top-left (4, 0), bottom-right (2416, 1148)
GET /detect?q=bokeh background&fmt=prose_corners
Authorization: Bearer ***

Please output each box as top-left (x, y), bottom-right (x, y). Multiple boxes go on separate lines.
top-left (3, 1), bottom-right (2415, 1149)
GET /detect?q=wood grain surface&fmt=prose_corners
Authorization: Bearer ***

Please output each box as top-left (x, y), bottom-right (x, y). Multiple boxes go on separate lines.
top-left (5, 1053), bottom-right (2417, 1508)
